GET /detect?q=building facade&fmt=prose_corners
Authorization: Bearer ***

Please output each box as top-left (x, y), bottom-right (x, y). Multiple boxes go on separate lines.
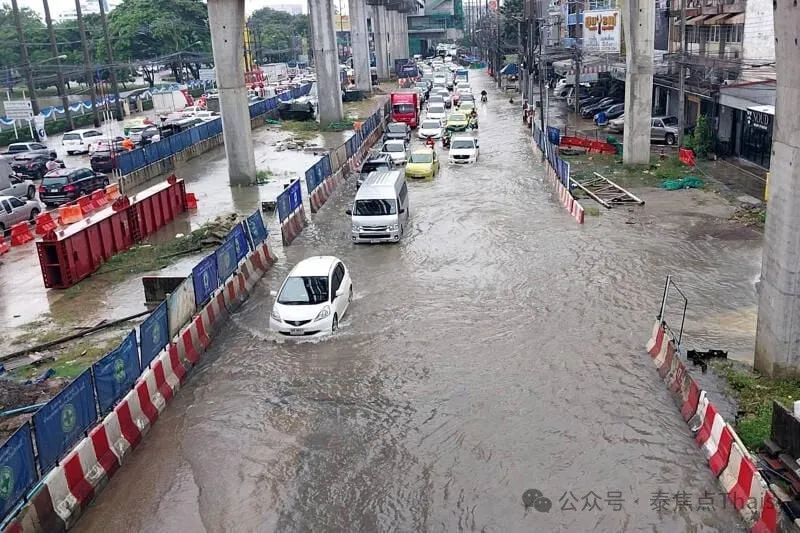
top-left (407, 0), bottom-right (464, 57)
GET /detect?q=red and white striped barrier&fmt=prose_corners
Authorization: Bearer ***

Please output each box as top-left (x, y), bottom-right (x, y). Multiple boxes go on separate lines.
top-left (644, 321), bottom-right (791, 531)
top-left (547, 164), bottom-right (586, 225)
top-left (3, 242), bottom-right (277, 533)
top-left (280, 204), bottom-right (307, 247)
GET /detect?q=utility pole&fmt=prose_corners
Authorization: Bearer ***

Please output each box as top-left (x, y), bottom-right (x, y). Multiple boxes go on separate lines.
top-left (574, 47), bottom-right (581, 116)
top-left (98, 0), bottom-right (123, 121)
top-left (11, 0), bottom-right (40, 141)
top-left (677, 0), bottom-right (687, 147)
top-left (43, 0), bottom-right (73, 130)
top-left (75, 0), bottom-right (100, 127)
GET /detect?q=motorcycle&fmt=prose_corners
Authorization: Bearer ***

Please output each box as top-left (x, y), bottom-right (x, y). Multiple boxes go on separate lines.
top-left (480, 93), bottom-right (488, 103)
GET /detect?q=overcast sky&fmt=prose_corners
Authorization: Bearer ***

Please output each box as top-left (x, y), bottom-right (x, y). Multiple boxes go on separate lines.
top-left (10, 0), bottom-right (306, 18)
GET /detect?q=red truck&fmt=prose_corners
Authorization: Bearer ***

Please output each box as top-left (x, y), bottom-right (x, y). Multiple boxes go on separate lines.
top-left (390, 92), bottom-right (419, 129)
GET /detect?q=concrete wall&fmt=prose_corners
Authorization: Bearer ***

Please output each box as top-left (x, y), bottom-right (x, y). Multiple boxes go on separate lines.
top-left (742, 0), bottom-right (775, 64)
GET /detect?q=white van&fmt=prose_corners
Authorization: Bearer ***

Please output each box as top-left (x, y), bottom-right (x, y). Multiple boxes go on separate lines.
top-left (347, 170), bottom-right (409, 244)
top-left (62, 128), bottom-right (103, 154)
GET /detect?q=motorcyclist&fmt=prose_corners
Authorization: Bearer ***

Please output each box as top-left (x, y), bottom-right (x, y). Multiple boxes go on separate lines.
top-left (442, 130), bottom-right (451, 149)
top-left (468, 108), bottom-right (478, 130)
top-left (45, 153), bottom-right (62, 172)
top-left (425, 136), bottom-right (436, 150)
top-left (480, 90), bottom-right (488, 103)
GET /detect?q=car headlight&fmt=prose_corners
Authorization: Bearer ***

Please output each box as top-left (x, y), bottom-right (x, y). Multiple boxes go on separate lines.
top-left (314, 306), bottom-right (330, 322)
top-left (387, 223), bottom-right (399, 231)
top-left (271, 308), bottom-right (281, 321)
top-left (352, 224), bottom-right (361, 232)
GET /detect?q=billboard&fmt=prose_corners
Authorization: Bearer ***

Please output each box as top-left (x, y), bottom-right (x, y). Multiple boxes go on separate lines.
top-left (583, 10), bottom-right (621, 53)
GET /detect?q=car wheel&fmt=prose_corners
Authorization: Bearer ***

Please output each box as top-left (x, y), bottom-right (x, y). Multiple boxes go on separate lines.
top-left (27, 186), bottom-right (36, 200)
top-left (102, 178), bottom-right (110, 187)
top-left (67, 151), bottom-right (74, 155)
top-left (29, 208), bottom-right (40, 222)
top-left (348, 287), bottom-right (353, 305)
top-left (0, 223), bottom-right (5, 234)
top-left (665, 133), bottom-right (676, 146)
top-left (331, 314), bottom-right (339, 333)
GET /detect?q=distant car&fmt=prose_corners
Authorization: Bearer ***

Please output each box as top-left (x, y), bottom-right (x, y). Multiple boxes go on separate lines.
top-left (595, 103), bottom-right (625, 124)
top-left (582, 98), bottom-right (618, 118)
top-left (427, 94), bottom-right (445, 108)
top-left (437, 89), bottom-right (452, 108)
top-left (11, 153), bottom-right (51, 180)
top-left (379, 139), bottom-right (408, 166)
top-left (139, 126), bottom-right (162, 145)
top-left (357, 154), bottom-right (395, 189)
top-left (449, 135), bottom-right (479, 164)
top-left (0, 195), bottom-right (40, 234)
top-left (62, 128), bottom-right (104, 155)
top-left (651, 116), bottom-right (680, 145)
top-left (269, 256), bottom-right (353, 337)
top-left (384, 122), bottom-right (411, 143)
top-left (2, 142), bottom-right (56, 159)
top-left (607, 114), bottom-right (625, 133)
top-left (39, 168), bottom-right (110, 207)
top-left (405, 148), bottom-right (440, 179)
top-left (0, 174), bottom-right (36, 200)
top-left (417, 118), bottom-right (444, 139)
top-left (458, 101), bottom-right (476, 114)
top-left (90, 147), bottom-right (123, 173)
top-left (88, 136), bottom-right (126, 155)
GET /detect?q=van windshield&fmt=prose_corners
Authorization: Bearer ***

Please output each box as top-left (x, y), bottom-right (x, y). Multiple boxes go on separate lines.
top-left (278, 276), bottom-right (329, 305)
top-left (354, 199), bottom-right (397, 216)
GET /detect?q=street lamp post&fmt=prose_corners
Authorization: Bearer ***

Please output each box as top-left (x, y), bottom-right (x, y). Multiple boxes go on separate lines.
top-left (98, 0), bottom-right (124, 121)
top-left (43, 0), bottom-right (74, 130)
top-left (11, 0), bottom-right (42, 140)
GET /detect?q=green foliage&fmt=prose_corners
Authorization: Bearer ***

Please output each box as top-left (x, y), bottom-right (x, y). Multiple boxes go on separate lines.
top-left (0, 113), bottom-right (98, 145)
top-left (685, 116), bottom-right (714, 158)
top-left (247, 7), bottom-right (308, 62)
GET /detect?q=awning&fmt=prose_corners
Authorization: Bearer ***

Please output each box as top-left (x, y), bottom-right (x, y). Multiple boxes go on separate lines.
top-left (726, 13), bottom-right (745, 24)
top-left (674, 15), bottom-right (709, 26)
top-left (704, 14), bottom-right (731, 25)
top-left (500, 63), bottom-right (519, 76)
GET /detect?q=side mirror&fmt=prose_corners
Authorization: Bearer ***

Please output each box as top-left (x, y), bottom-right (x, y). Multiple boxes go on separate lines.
top-left (270, 290), bottom-right (278, 297)
top-left (346, 209), bottom-right (352, 216)
top-left (335, 287), bottom-right (344, 297)
top-left (399, 208), bottom-right (406, 214)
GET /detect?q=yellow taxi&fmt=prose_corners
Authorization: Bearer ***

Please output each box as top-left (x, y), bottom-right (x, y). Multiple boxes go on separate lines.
top-left (405, 148), bottom-right (440, 179)
top-left (446, 112), bottom-right (469, 132)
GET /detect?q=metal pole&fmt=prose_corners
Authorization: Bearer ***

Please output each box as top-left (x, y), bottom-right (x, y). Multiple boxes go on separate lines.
top-left (659, 275), bottom-right (671, 322)
top-left (11, 0), bottom-right (40, 141)
top-left (677, 0), bottom-right (687, 147)
top-left (75, 0), bottom-right (101, 127)
top-left (98, 0), bottom-right (123, 121)
top-left (574, 48), bottom-right (581, 116)
top-left (43, 0), bottom-right (73, 130)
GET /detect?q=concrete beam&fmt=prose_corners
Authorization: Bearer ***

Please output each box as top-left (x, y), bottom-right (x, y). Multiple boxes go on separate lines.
top-left (349, 0), bottom-right (372, 92)
top-left (207, 0), bottom-right (256, 186)
top-left (309, 0), bottom-right (343, 124)
top-left (621, 0), bottom-right (655, 165)
top-left (754, 1), bottom-right (799, 377)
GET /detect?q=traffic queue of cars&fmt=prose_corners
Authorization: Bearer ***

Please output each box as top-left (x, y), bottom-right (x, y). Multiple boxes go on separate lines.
top-left (269, 56), bottom-right (480, 339)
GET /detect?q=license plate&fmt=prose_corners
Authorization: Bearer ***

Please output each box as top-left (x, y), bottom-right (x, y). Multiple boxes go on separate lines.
top-left (50, 188), bottom-right (59, 192)
top-left (289, 328), bottom-right (304, 335)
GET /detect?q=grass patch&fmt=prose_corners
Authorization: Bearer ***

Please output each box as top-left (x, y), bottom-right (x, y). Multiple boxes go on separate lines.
top-left (256, 169), bottom-right (274, 184)
top-left (731, 206), bottom-right (767, 229)
top-left (584, 206), bottom-right (601, 217)
top-left (711, 360), bottom-right (800, 450)
top-left (280, 120), bottom-right (320, 140)
top-left (10, 336), bottom-right (125, 380)
top-left (564, 153), bottom-right (692, 189)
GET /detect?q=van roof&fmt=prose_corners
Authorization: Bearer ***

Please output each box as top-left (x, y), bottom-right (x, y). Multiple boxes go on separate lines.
top-left (65, 128), bottom-right (100, 134)
top-left (357, 170), bottom-right (403, 199)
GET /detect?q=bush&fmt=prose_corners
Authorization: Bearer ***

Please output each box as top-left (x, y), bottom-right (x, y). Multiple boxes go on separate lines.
top-left (685, 115), bottom-right (713, 158)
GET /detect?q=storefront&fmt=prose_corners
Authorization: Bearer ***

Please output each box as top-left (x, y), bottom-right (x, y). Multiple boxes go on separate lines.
top-left (740, 105), bottom-right (773, 169)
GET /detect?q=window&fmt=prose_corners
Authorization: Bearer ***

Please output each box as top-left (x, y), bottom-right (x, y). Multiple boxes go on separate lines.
top-left (393, 104), bottom-right (415, 114)
top-left (387, 123), bottom-right (406, 133)
top-left (383, 143), bottom-right (404, 153)
top-left (278, 276), bottom-right (329, 305)
top-left (9, 197), bottom-right (24, 208)
top-left (708, 26), bottom-right (720, 42)
top-left (1, 200), bottom-right (10, 213)
top-left (726, 24), bottom-right (743, 43)
top-left (331, 264), bottom-right (345, 295)
top-left (32, 143), bottom-right (45, 149)
top-left (399, 182), bottom-right (408, 203)
top-left (354, 199), bottom-right (397, 216)
top-left (451, 139), bottom-right (475, 150)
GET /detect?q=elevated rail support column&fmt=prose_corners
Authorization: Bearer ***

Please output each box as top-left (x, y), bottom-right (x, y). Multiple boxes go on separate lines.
top-left (349, 0), bottom-right (373, 93)
top-left (309, 0), bottom-right (344, 124)
top-left (621, 0), bottom-right (655, 165)
top-left (207, 0), bottom-right (256, 185)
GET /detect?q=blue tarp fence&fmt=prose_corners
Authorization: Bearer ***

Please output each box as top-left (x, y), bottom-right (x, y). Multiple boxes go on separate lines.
top-left (0, 208), bottom-right (272, 529)
top-left (532, 123), bottom-right (571, 189)
top-left (117, 83), bottom-right (312, 176)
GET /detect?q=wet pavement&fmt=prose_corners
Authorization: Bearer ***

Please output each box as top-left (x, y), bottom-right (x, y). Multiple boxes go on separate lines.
top-left (69, 71), bottom-right (763, 531)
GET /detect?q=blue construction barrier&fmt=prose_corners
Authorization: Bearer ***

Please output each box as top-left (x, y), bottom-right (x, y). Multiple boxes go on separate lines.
top-left (0, 207), bottom-right (272, 529)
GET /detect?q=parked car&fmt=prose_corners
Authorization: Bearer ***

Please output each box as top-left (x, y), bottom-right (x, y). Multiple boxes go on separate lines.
top-left (139, 126), bottom-right (162, 145)
top-left (595, 103), bottom-right (625, 124)
top-left (2, 142), bottom-right (56, 159)
top-left (62, 128), bottom-right (104, 155)
top-left (581, 98), bottom-right (618, 118)
top-left (90, 147), bottom-right (123, 173)
top-left (384, 122), bottom-right (411, 143)
top-left (0, 195), bottom-right (40, 234)
top-left (0, 174), bottom-right (36, 200)
top-left (607, 114), bottom-right (625, 133)
top-left (651, 116), bottom-right (680, 145)
top-left (39, 168), bottom-right (110, 207)
top-left (88, 136), bottom-right (126, 155)
top-left (269, 256), bottom-right (353, 337)
top-left (11, 153), bottom-right (51, 179)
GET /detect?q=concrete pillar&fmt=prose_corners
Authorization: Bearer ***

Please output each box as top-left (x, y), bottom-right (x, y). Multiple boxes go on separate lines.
top-left (386, 9), bottom-right (397, 71)
top-left (207, 0), bottom-right (256, 185)
top-left (754, 2), bottom-right (799, 377)
top-left (372, 5), bottom-right (390, 80)
top-left (309, 0), bottom-right (343, 124)
top-left (401, 13), bottom-right (410, 58)
top-left (621, 1), bottom-right (655, 165)
top-left (348, 0), bottom-right (371, 92)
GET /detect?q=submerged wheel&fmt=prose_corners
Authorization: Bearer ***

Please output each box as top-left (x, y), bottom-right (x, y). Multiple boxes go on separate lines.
top-left (332, 314), bottom-right (339, 332)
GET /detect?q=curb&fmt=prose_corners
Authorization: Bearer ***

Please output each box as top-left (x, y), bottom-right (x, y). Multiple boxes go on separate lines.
top-left (2, 241), bottom-right (275, 533)
top-left (645, 321), bottom-right (797, 533)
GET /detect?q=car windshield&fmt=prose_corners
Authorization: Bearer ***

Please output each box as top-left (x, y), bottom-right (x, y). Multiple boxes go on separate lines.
top-left (362, 162), bottom-right (389, 173)
top-left (449, 114), bottom-right (466, 122)
top-left (63, 133), bottom-right (81, 141)
top-left (662, 117), bottom-right (679, 126)
top-left (421, 121), bottom-right (440, 129)
top-left (383, 143), bottom-right (404, 153)
top-left (354, 199), bottom-right (397, 216)
top-left (42, 176), bottom-right (68, 186)
top-left (393, 104), bottom-right (415, 114)
top-left (410, 152), bottom-right (433, 163)
top-left (128, 126), bottom-right (147, 134)
top-left (278, 276), bottom-right (329, 305)
top-left (387, 123), bottom-right (406, 133)
top-left (451, 139), bottom-right (475, 149)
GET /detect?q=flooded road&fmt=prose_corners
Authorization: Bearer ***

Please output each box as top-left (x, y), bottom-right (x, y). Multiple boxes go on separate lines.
top-left (75, 72), bottom-right (759, 532)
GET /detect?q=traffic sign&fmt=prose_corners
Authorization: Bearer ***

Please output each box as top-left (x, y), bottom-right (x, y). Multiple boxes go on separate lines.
top-left (3, 100), bottom-right (33, 120)
top-left (198, 68), bottom-right (216, 82)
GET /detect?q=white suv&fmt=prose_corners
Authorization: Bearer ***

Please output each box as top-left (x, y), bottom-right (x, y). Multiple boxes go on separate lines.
top-left (448, 136), bottom-right (479, 164)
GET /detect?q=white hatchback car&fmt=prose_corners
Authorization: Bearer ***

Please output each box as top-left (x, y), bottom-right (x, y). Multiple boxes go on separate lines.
top-left (62, 128), bottom-right (103, 155)
top-left (269, 256), bottom-right (353, 337)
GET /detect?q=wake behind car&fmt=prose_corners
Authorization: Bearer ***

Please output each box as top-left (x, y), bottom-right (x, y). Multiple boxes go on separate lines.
top-left (39, 168), bottom-right (109, 207)
top-left (269, 256), bottom-right (353, 337)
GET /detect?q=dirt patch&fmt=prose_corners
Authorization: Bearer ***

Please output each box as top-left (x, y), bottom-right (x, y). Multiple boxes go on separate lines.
top-left (0, 379), bottom-right (68, 441)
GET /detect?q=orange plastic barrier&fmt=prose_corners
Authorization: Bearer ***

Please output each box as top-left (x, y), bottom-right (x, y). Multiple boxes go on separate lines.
top-left (91, 189), bottom-right (108, 210)
top-left (560, 135), bottom-right (617, 155)
top-left (679, 147), bottom-right (696, 167)
top-left (58, 204), bottom-right (83, 225)
top-left (105, 183), bottom-right (121, 201)
top-left (185, 193), bottom-right (198, 210)
top-left (77, 195), bottom-right (95, 216)
top-left (10, 222), bottom-right (33, 246)
top-left (0, 234), bottom-right (9, 255)
top-left (34, 212), bottom-right (58, 235)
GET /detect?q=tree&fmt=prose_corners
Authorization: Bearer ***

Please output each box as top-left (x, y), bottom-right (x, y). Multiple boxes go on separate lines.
top-left (248, 7), bottom-right (308, 62)
top-left (0, 6), bottom-right (48, 89)
top-left (499, 0), bottom-right (523, 48)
